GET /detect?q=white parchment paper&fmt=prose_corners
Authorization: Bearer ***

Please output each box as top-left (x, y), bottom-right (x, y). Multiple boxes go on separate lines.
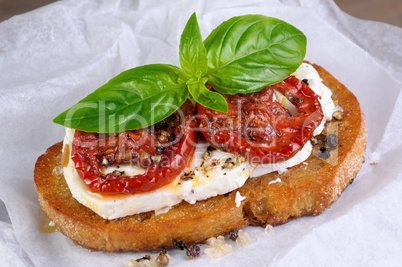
top-left (1, 0), bottom-right (401, 266)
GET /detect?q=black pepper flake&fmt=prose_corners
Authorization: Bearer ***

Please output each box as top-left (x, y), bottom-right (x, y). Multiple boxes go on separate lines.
top-left (183, 175), bottom-right (193, 181)
top-left (311, 137), bottom-right (325, 146)
top-left (186, 244), bottom-right (200, 259)
top-left (310, 137), bottom-right (319, 146)
top-left (318, 147), bottom-right (331, 160)
top-left (156, 147), bottom-right (165, 155)
top-left (285, 91), bottom-right (303, 103)
top-left (112, 170), bottom-right (125, 177)
top-left (136, 255), bottom-right (151, 262)
top-left (229, 229), bottom-right (239, 241)
top-left (326, 134), bottom-right (339, 149)
top-left (168, 133), bottom-right (176, 143)
top-left (172, 240), bottom-right (186, 250)
top-left (225, 158), bottom-right (233, 163)
top-left (173, 240), bottom-right (200, 259)
top-left (302, 79), bottom-right (309, 85)
top-left (207, 146), bottom-right (216, 152)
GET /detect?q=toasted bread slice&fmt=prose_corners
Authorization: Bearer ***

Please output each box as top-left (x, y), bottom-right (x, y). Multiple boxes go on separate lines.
top-left (34, 64), bottom-right (367, 252)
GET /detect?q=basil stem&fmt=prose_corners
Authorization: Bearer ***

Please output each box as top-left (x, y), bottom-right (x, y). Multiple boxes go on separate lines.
top-left (187, 76), bottom-right (228, 113)
top-left (179, 12), bottom-right (229, 113)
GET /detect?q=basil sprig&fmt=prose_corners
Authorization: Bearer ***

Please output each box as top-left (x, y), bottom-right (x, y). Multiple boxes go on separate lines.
top-left (53, 13), bottom-right (306, 133)
top-left (180, 13), bottom-right (228, 113)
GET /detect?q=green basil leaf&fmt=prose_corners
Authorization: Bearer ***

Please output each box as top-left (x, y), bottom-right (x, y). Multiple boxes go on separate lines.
top-left (204, 15), bottom-right (307, 95)
top-left (179, 12), bottom-right (208, 79)
top-left (53, 64), bottom-right (188, 133)
top-left (187, 77), bottom-right (228, 113)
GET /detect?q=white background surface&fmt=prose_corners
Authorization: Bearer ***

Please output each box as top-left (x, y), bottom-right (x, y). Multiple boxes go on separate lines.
top-left (0, 0), bottom-right (401, 266)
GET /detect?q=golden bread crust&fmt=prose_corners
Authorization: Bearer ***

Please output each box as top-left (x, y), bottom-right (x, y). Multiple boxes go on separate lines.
top-left (34, 64), bottom-right (367, 251)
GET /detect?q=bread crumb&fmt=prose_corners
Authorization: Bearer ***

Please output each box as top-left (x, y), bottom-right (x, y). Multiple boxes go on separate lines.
top-left (205, 236), bottom-right (232, 258)
top-left (269, 178), bottom-right (281, 185)
top-left (235, 191), bottom-right (246, 207)
top-left (264, 224), bottom-right (274, 234)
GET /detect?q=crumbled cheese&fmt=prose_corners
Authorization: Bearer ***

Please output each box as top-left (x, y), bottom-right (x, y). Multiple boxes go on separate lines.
top-left (52, 166), bottom-right (63, 176)
top-left (205, 236), bottom-right (232, 258)
top-left (264, 224), bottom-right (274, 234)
top-left (48, 221), bottom-right (55, 227)
top-left (235, 230), bottom-right (251, 246)
top-left (268, 178), bottom-right (281, 185)
top-left (334, 105), bottom-right (344, 112)
top-left (154, 206), bottom-right (171, 216)
top-left (235, 191), bottom-right (246, 207)
top-left (277, 168), bottom-right (287, 174)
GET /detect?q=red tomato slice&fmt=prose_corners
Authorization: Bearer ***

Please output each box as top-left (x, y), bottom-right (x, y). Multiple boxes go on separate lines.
top-left (71, 100), bottom-right (197, 195)
top-left (197, 76), bottom-right (324, 164)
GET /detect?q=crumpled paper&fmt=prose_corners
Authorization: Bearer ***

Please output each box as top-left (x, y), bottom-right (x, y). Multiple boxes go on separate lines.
top-left (1, 0), bottom-right (401, 266)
